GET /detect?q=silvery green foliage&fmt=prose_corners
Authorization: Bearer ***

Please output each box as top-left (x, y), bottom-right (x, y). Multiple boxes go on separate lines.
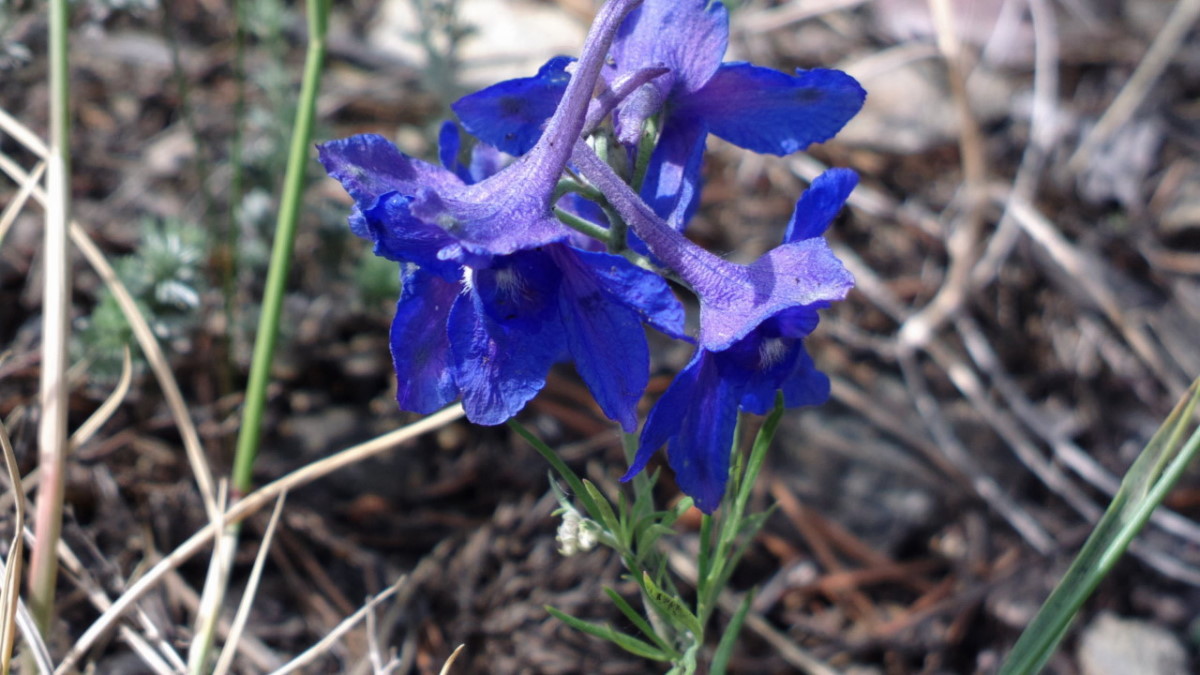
top-left (76, 217), bottom-right (207, 381)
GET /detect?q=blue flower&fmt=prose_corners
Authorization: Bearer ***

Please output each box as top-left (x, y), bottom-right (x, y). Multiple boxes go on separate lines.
top-left (326, 123), bottom-right (684, 429)
top-left (452, 0), bottom-right (865, 227)
top-left (620, 168), bottom-right (858, 513)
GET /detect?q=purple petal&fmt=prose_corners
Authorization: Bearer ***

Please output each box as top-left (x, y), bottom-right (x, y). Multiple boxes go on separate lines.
top-left (626, 351), bottom-right (739, 514)
top-left (551, 246), bottom-right (650, 431)
top-left (696, 238), bottom-right (853, 350)
top-left (772, 304), bottom-right (823, 339)
top-left (437, 121), bottom-right (469, 182)
top-left (452, 56), bottom-right (573, 156)
top-left (606, 0), bottom-right (729, 142)
top-left (406, 178), bottom-right (572, 259)
top-left (785, 168), bottom-right (858, 242)
top-left (447, 253), bottom-right (566, 425)
top-left (725, 329), bottom-right (803, 415)
top-left (681, 64), bottom-right (866, 156)
top-left (573, 141), bottom-right (855, 351)
top-left (639, 114), bottom-right (707, 228)
top-left (565, 247), bottom-right (686, 339)
top-left (325, 0), bottom-right (644, 264)
top-left (778, 348), bottom-right (830, 409)
top-left (390, 265), bottom-right (461, 413)
top-left (623, 351), bottom-right (701, 479)
top-left (318, 134), bottom-right (463, 202)
top-left (353, 193), bottom-right (463, 279)
top-left (467, 143), bottom-right (505, 184)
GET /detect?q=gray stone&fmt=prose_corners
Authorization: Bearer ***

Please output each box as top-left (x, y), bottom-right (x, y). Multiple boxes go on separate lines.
top-left (1077, 611), bottom-right (1190, 675)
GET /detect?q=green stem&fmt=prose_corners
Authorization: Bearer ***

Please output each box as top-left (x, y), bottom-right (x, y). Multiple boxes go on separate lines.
top-left (29, 0), bottom-right (71, 635)
top-left (231, 0), bottom-right (331, 495)
top-left (554, 207), bottom-right (613, 244)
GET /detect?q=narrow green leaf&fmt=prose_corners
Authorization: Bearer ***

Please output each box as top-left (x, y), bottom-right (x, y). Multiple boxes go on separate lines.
top-left (603, 588), bottom-right (679, 658)
top-left (508, 420), bottom-right (601, 518)
top-left (711, 589), bottom-right (756, 675)
top-left (642, 572), bottom-right (705, 639)
top-left (582, 480), bottom-right (623, 539)
top-left (999, 377), bottom-right (1200, 674)
top-left (545, 606), bottom-right (671, 661)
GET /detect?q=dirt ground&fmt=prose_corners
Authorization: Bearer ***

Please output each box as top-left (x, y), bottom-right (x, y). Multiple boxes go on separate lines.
top-left (2, 0), bottom-right (1200, 673)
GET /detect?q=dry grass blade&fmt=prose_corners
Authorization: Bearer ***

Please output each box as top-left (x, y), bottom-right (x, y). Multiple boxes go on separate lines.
top-left (1069, 0), bottom-right (1200, 170)
top-left (0, 420), bottom-right (27, 673)
top-left (269, 577), bottom-right (407, 675)
top-left (69, 346), bottom-right (132, 451)
top-left (11, 603), bottom-right (52, 675)
top-left (0, 159), bottom-right (44, 249)
top-left (897, 350), bottom-right (1057, 554)
top-left (56, 404), bottom-right (463, 674)
top-left (189, 482), bottom-right (230, 673)
top-left (0, 108), bottom-right (48, 157)
top-left (437, 644), bottom-right (466, 675)
top-left (896, 0), bottom-right (989, 349)
top-left (29, 0), bottom-right (73, 625)
top-left (0, 150), bottom-right (220, 523)
top-left (1004, 193), bottom-right (1183, 392)
top-left (24, 521), bottom-right (186, 672)
top-left (212, 492), bottom-right (288, 675)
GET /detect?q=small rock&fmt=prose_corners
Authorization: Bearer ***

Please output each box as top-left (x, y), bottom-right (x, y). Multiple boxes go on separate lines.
top-left (1077, 611), bottom-right (1190, 675)
top-left (368, 0), bottom-right (585, 86)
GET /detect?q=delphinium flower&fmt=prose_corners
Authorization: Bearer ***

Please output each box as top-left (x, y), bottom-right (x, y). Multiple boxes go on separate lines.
top-left (568, 143), bottom-right (855, 511)
top-left (622, 169), bottom-right (859, 512)
top-left (452, 0), bottom-right (866, 226)
top-left (320, 0), bottom-right (686, 430)
top-left (321, 0), bottom-right (866, 515)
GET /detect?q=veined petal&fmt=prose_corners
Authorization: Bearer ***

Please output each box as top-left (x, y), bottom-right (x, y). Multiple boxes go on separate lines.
top-left (319, 134), bottom-right (463, 202)
top-left (626, 350), bottom-right (739, 514)
top-left (552, 246), bottom-right (650, 432)
top-left (437, 121), bottom-right (470, 183)
top-left (607, 0), bottom-right (728, 97)
top-left (565, 247), bottom-right (686, 338)
top-left (606, 0), bottom-right (728, 142)
top-left (696, 238), bottom-right (853, 350)
top-left (639, 114), bottom-right (707, 228)
top-left (573, 141), bottom-right (855, 351)
top-left (390, 265), bottom-right (460, 413)
top-left (406, 178), bottom-right (573, 260)
top-left (681, 64), bottom-right (866, 156)
top-left (785, 168), bottom-right (858, 242)
top-left (452, 56), bottom-right (574, 156)
top-left (354, 193), bottom-right (463, 279)
top-left (447, 255), bottom-right (566, 425)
